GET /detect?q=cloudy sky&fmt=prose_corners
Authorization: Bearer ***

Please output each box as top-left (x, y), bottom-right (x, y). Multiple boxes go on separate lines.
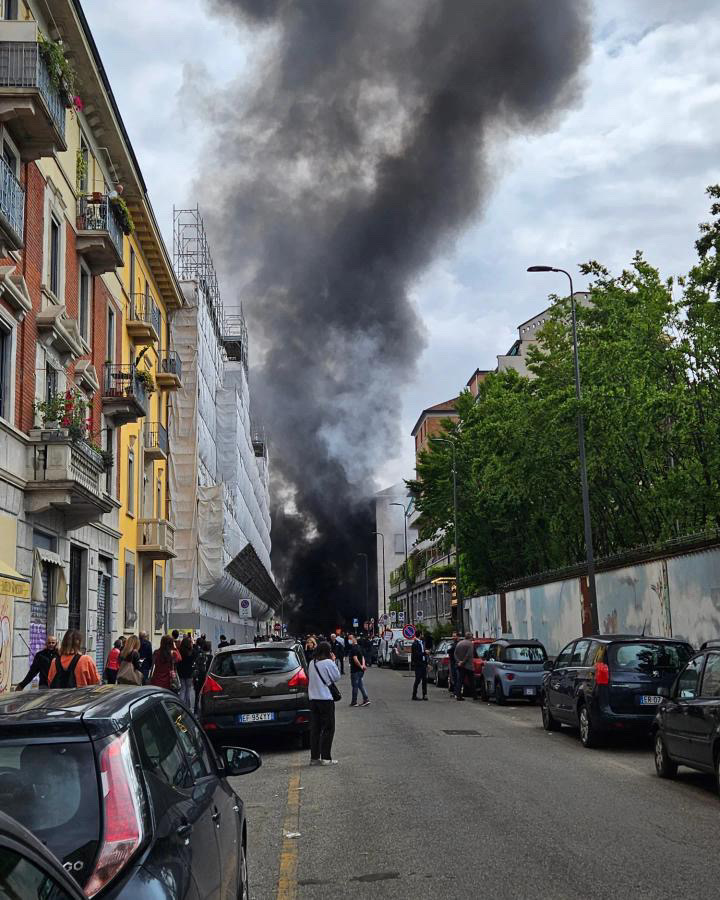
top-left (85, 0), bottom-right (720, 490)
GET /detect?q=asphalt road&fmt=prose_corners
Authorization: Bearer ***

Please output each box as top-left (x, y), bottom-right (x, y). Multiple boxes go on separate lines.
top-left (229, 665), bottom-right (720, 900)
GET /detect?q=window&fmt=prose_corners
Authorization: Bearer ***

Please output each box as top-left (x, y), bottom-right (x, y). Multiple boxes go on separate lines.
top-left (502, 644), bottom-right (546, 663)
top-left (106, 306), bottom-right (115, 364)
top-left (394, 534), bottom-right (404, 554)
top-left (48, 217), bottom-right (60, 297)
top-left (554, 642), bottom-right (575, 668)
top-left (1, 0), bottom-right (18, 20)
top-left (701, 653), bottom-right (720, 698)
top-left (584, 640), bottom-right (602, 666)
top-left (571, 640), bottom-right (591, 666)
top-left (105, 426), bottom-right (114, 494)
top-left (0, 320), bottom-right (11, 420)
top-left (611, 642), bottom-right (692, 675)
top-left (129, 247), bottom-right (136, 296)
top-left (78, 264), bottom-right (91, 345)
top-left (133, 703), bottom-right (191, 790)
top-left (212, 649), bottom-right (297, 678)
top-left (675, 655), bottom-right (704, 700)
top-left (0, 848), bottom-right (75, 899)
top-left (45, 363), bottom-right (58, 405)
top-left (2, 135), bottom-right (18, 177)
top-left (127, 449), bottom-right (135, 515)
top-left (68, 546), bottom-right (83, 633)
top-left (156, 477), bottom-right (162, 518)
top-left (164, 702), bottom-right (213, 781)
top-left (124, 559), bottom-right (136, 629)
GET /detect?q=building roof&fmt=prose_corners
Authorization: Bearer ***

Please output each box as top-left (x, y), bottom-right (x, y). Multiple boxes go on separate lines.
top-left (411, 398), bottom-right (458, 437)
top-left (465, 368), bottom-right (492, 387)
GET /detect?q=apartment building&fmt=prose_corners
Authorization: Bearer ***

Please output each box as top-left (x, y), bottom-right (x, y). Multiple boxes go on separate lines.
top-left (0, 0), bottom-right (182, 687)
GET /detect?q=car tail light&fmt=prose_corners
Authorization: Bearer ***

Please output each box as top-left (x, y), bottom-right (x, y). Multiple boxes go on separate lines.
top-left (201, 674), bottom-right (223, 694)
top-left (84, 732), bottom-right (144, 897)
top-left (441, 656), bottom-right (449, 663)
top-left (288, 668), bottom-right (309, 688)
top-left (294, 714), bottom-right (309, 724)
top-left (595, 662), bottom-right (610, 685)
top-left (203, 722), bottom-right (218, 730)
top-left (505, 673), bottom-right (515, 680)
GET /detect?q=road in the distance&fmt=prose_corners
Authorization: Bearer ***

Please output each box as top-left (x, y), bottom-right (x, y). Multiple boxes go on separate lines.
top-left (230, 665), bottom-right (719, 900)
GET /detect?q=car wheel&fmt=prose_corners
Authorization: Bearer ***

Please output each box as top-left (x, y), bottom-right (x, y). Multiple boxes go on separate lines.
top-left (494, 679), bottom-right (505, 706)
top-left (578, 703), bottom-right (600, 748)
top-left (654, 732), bottom-right (677, 779)
top-left (541, 692), bottom-right (561, 731)
top-left (237, 840), bottom-right (249, 899)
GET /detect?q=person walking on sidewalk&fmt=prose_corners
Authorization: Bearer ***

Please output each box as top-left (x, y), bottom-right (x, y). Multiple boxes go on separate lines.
top-left (411, 631), bottom-right (428, 701)
top-left (348, 634), bottom-right (370, 707)
top-left (448, 631), bottom-right (459, 694)
top-left (308, 641), bottom-right (341, 765)
top-left (454, 632), bottom-right (475, 701)
top-left (15, 635), bottom-right (59, 691)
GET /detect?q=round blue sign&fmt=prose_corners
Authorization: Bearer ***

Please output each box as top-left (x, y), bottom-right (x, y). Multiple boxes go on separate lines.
top-left (402, 625), bottom-right (416, 641)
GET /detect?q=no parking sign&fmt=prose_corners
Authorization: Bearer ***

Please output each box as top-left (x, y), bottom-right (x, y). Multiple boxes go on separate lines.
top-left (239, 598), bottom-right (252, 619)
top-left (402, 625), bottom-right (416, 641)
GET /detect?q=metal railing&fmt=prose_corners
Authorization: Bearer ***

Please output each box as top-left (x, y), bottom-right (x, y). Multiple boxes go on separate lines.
top-left (77, 195), bottom-right (123, 260)
top-left (103, 363), bottom-right (148, 411)
top-left (0, 153), bottom-right (23, 245)
top-left (0, 41), bottom-right (66, 139)
top-left (69, 440), bottom-right (104, 496)
top-left (161, 351), bottom-right (182, 380)
top-left (129, 293), bottom-right (161, 337)
top-left (144, 421), bottom-right (168, 455)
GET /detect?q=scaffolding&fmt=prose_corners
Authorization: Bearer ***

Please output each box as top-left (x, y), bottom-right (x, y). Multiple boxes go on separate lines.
top-left (173, 206), bottom-right (224, 338)
top-left (223, 311), bottom-right (249, 374)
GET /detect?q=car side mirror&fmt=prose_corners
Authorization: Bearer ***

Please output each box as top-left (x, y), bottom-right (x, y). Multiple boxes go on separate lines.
top-left (220, 747), bottom-right (262, 777)
top-left (543, 659), bottom-right (554, 671)
top-left (657, 686), bottom-right (670, 698)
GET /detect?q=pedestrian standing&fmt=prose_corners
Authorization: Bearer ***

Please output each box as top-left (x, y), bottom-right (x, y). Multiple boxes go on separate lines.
top-left (411, 631), bottom-right (429, 701)
top-left (454, 632), bottom-right (475, 701)
top-left (218, 634), bottom-right (229, 649)
top-left (15, 635), bottom-right (59, 691)
top-left (308, 640), bottom-right (341, 766)
top-left (48, 630), bottom-right (101, 688)
top-left (117, 635), bottom-right (143, 685)
top-left (305, 636), bottom-right (317, 663)
top-left (103, 638), bottom-right (123, 684)
top-left (193, 638), bottom-right (212, 712)
top-left (335, 634), bottom-right (346, 674)
top-left (150, 634), bottom-right (181, 691)
top-left (177, 634), bottom-right (197, 708)
top-left (448, 631), bottom-right (459, 695)
top-left (138, 631), bottom-right (153, 684)
top-left (348, 634), bottom-right (370, 707)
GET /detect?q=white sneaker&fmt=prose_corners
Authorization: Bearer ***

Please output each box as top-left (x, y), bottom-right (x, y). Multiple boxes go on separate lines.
top-left (309, 759), bottom-right (322, 766)
top-left (360, 700), bottom-right (371, 707)
top-left (320, 759), bottom-right (339, 766)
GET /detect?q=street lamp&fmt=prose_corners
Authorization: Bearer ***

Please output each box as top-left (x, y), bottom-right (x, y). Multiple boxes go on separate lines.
top-left (356, 552), bottom-right (369, 628)
top-left (527, 265), bottom-right (598, 631)
top-left (390, 501), bottom-right (411, 622)
top-left (372, 531), bottom-right (386, 619)
top-left (430, 437), bottom-right (462, 631)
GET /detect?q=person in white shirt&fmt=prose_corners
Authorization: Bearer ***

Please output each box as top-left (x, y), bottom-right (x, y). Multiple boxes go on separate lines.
top-left (308, 641), bottom-right (342, 765)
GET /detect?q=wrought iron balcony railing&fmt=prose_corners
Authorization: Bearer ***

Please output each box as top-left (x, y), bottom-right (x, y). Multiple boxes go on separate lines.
top-left (76, 194), bottom-right (123, 260)
top-left (0, 152), bottom-right (23, 247)
top-left (0, 40), bottom-right (66, 139)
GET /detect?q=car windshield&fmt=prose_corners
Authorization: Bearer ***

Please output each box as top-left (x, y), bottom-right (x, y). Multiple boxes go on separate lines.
top-left (474, 644), bottom-right (491, 658)
top-left (503, 645), bottom-right (546, 662)
top-left (213, 649), bottom-right (299, 677)
top-left (611, 642), bottom-right (693, 674)
top-left (0, 740), bottom-right (100, 879)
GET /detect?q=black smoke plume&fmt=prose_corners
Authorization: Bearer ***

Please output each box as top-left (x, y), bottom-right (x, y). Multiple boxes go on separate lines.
top-left (198, 0), bottom-right (591, 629)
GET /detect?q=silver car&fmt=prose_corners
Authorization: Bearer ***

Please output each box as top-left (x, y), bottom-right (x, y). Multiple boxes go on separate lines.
top-left (481, 639), bottom-right (547, 704)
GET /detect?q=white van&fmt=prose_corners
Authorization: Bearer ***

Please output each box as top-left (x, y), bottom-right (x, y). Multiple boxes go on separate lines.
top-left (378, 628), bottom-right (411, 668)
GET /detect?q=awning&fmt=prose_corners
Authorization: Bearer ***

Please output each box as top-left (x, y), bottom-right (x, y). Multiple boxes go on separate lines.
top-left (0, 560), bottom-right (30, 600)
top-left (35, 548), bottom-right (63, 567)
top-left (225, 543), bottom-right (283, 613)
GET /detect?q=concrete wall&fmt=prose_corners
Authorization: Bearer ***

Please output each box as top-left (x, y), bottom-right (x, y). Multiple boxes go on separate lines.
top-left (467, 545), bottom-right (720, 656)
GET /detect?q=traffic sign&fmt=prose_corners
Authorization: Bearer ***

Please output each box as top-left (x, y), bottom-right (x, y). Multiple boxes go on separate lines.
top-left (416, 610), bottom-right (423, 621)
top-left (380, 614), bottom-right (389, 625)
top-left (390, 612), bottom-right (397, 624)
top-left (353, 618), bottom-right (359, 628)
top-left (383, 629), bottom-right (393, 639)
top-left (402, 625), bottom-right (416, 641)
top-left (239, 598), bottom-right (252, 619)
top-left (398, 611), bottom-right (405, 623)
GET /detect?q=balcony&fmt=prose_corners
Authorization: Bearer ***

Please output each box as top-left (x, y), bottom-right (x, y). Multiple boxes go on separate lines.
top-left (144, 422), bottom-right (168, 462)
top-left (0, 26), bottom-right (67, 160)
top-left (25, 434), bottom-right (112, 529)
top-left (76, 194), bottom-right (124, 274)
top-left (137, 518), bottom-right (176, 561)
top-left (102, 364), bottom-right (148, 426)
top-left (155, 352), bottom-right (182, 391)
top-left (0, 153), bottom-right (23, 250)
top-left (126, 293), bottom-right (160, 345)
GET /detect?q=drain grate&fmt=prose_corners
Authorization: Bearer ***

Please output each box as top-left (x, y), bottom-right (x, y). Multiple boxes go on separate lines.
top-left (442, 729), bottom-right (483, 735)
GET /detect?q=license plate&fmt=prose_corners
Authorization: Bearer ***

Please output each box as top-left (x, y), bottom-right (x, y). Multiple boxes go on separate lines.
top-left (638, 695), bottom-right (663, 705)
top-left (523, 687), bottom-right (536, 696)
top-left (238, 712), bottom-right (275, 723)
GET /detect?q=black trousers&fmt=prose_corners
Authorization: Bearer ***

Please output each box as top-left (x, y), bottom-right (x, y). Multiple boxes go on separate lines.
top-left (413, 664), bottom-right (427, 698)
top-left (310, 699), bottom-right (336, 760)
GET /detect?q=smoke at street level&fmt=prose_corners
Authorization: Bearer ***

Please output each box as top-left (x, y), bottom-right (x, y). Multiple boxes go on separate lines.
top-left (196, 0), bottom-right (591, 628)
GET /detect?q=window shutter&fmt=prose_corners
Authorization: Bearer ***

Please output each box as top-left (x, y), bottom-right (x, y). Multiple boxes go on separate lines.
top-left (124, 562), bottom-right (136, 628)
top-left (154, 572), bottom-right (164, 632)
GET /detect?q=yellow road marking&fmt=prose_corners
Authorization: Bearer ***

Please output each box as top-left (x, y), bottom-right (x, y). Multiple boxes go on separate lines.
top-left (276, 764), bottom-right (302, 900)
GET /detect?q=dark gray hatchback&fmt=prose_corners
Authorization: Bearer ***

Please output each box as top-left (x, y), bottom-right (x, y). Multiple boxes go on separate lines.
top-left (541, 634), bottom-right (694, 748)
top-left (200, 641), bottom-right (311, 747)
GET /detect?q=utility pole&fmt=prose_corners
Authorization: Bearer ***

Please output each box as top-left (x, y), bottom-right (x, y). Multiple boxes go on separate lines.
top-left (430, 437), bottom-right (462, 631)
top-left (372, 531), bottom-right (386, 618)
top-left (390, 501), bottom-right (411, 622)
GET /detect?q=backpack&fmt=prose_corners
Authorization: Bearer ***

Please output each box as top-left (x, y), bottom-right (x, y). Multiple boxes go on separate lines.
top-left (51, 655), bottom-right (81, 689)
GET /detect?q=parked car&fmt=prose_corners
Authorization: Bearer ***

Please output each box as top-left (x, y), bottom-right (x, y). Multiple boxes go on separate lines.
top-left (378, 628), bottom-right (406, 666)
top-left (0, 809), bottom-right (86, 899)
top-left (0, 685), bottom-right (260, 898)
top-left (653, 646), bottom-right (720, 791)
top-left (200, 641), bottom-right (311, 747)
top-left (428, 638), bottom-right (454, 686)
top-left (541, 634), bottom-right (694, 748)
top-left (472, 638), bottom-right (495, 690)
top-left (481, 639), bottom-right (548, 704)
top-left (390, 638), bottom-right (412, 669)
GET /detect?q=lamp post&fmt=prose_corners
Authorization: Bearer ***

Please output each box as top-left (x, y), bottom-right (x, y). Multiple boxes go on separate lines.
top-left (372, 531), bottom-right (386, 619)
top-left (527, 265), bottom-right (598, 631)
top-left (356, 552), bottom-right (369, 628)
top-left (430, 437), bottom-right (462, 631)
top-left (390, 501), bottom-right (411, 622)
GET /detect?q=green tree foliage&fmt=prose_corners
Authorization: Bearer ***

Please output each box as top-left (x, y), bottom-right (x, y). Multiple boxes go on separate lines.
top-left (410, 188), bottom-right (720, 594)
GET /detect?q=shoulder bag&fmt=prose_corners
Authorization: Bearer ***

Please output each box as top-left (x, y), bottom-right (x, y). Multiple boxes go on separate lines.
top-left (117, 658), bottom-right (143, 686)
top-left (314, 660), bottom-right (341, 702)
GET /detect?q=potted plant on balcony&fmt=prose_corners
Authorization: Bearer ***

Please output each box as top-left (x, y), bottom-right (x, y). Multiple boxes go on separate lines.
top-left (60, 390), bottom-right (90, 441)
top-left (110, 195), bottom-right (135, 235)
top-left (135, 368), bottom-right (156, 395)
top-left (33, 392), bottom-right (65, 431)
top-left (38, 34), bottom-right (77, 109)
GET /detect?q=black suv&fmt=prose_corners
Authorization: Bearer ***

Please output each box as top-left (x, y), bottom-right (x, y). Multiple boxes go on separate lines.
top-left (0, 686), bottom-right (260, 898)
top-left (541, 634), bottom-right (694, 747)
top-left (654, 646), bottom-right (720, 793)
